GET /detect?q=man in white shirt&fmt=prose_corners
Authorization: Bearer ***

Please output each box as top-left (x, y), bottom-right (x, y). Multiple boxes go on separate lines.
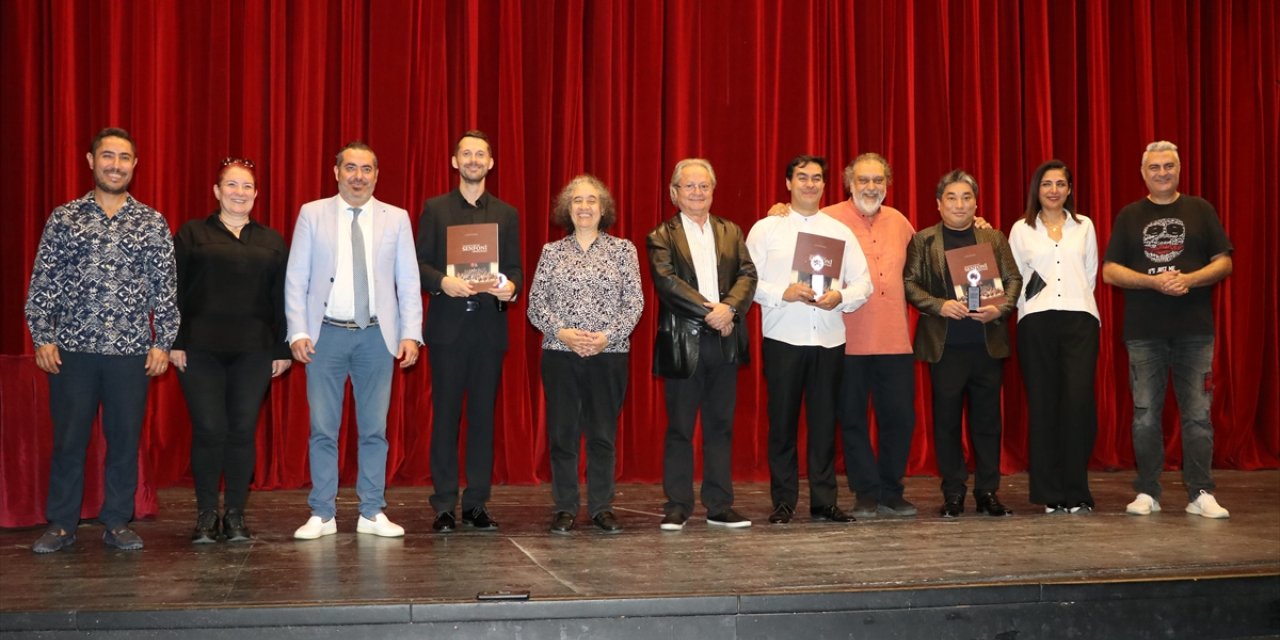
top-left (285, 142), bottom-right (423, 539)
top-left (647, 158), bottom-right (758, 531)
top-left (745, 155), bottom-right (872, 525)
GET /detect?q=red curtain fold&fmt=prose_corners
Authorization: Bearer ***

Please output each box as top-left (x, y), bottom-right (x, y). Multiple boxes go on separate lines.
top-left (1, 0), bottom-right (1276, 528)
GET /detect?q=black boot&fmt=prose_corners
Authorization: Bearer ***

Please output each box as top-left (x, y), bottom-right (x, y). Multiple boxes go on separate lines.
top-left (222, 509), bottom-right (251, 542)
top-left (192, 510), bottom-right (220, 544)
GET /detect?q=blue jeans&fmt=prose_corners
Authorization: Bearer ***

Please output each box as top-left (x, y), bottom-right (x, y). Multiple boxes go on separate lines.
top-left (305, 324), bottom-right (394, 520)
top-left (1126, 335), bottom-right (1215, 502)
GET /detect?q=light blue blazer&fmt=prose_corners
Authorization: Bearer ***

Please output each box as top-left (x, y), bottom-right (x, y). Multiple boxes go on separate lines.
top-left (284, 195), bottom-right (424, 356)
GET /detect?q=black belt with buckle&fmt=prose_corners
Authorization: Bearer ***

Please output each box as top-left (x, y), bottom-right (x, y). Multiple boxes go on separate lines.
top-left (464, 300), bottom-right (481, 312)
top-left (323, 316), bottom-right (378, 329)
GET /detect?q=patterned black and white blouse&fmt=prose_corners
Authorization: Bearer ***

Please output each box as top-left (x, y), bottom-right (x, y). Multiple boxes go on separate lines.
top-left (25, 192), bottom-right (179, 356)
top-left (526, 233), bottom-right (644, 353)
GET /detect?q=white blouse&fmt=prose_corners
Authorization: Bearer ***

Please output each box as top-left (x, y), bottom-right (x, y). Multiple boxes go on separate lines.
top-left (1008, 212), bottom-right (1100, 323)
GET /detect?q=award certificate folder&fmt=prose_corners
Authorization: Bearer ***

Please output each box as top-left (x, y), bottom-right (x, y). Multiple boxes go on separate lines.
top-left (446, 223), bottom-right (500, 285)
top-left (944, 243), bottom-right (1007, 309)
top-left (790, 231), bottom-right (845, 294)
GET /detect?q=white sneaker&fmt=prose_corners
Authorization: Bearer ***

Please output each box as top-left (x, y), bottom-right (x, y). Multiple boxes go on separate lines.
top-left (294, 515), bottom-right (337, 539)
top-left (357, 512), bottom-right (405, 537)
top-left (1185, 490), bottom-right (1230, 519)
top-left (1125, 493), bottom-right (1162, 515)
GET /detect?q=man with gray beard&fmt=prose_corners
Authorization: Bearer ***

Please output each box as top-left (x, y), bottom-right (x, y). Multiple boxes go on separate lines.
top-left (820, 155), bottom-right (920, 518)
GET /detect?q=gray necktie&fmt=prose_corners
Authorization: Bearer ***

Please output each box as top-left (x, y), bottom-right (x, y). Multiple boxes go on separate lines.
top-left (350, 207), bottom-right (370, 328)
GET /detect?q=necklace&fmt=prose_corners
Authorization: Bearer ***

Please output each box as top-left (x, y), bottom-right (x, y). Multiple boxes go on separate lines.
top-left (1039, 212), bottom-right (1065, 233)
top-left (219, 214), bottom-right (250, 230)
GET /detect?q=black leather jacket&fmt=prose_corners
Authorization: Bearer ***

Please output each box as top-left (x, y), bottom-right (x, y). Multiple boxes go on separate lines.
top-left (646, 214), bottom-right (757, 378)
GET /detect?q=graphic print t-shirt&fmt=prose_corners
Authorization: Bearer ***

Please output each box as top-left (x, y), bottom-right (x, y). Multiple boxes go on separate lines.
top-left (1104, 195), bottom-right (1232, 340)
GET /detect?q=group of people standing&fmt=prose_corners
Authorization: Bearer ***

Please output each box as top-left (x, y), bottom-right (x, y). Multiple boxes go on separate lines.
top-left (23, 127), bottom-right (1232, 553)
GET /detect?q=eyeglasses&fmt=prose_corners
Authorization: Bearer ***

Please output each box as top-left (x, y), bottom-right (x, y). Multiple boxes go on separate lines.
top-left (679, 183), bottom-right (713, 193)
top-left (222, 157), bottom-right (256, 169)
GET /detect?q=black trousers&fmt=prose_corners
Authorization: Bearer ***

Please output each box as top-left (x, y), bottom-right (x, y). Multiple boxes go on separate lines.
top-left (839, 353), bottom-right (917, 501)
top-left (177, 350), bottom-right (273, 512)
top-left (46, 351), bottom-right (149, 530)
top-left (1017, 310), bottom-right (1099, 506)
top-left (541, 349), bottom-right (629, 516)
top-left (662, 331), bottom-right (739, 516)
top-left (763, 338), bottom-right (843, 510)
top-left (427, 329), bottom-right (505, 514)
top-left (929, 344), bottom-right (1005, 499)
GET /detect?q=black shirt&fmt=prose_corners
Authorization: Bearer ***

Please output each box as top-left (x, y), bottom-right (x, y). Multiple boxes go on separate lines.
top-left (173, 213), bottom-right (290, 358)
top-left (417, 188), bottom-right (523, 347)
top-left (1103, 195), bottom-right (1232, 339)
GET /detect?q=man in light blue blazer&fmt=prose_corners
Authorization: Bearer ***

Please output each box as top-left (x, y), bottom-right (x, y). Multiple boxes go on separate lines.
top-left (285, 141), bottom-right (423, 539)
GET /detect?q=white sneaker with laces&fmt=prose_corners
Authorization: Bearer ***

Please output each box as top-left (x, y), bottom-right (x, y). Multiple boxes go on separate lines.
top-left (1185, 490), bottom-right (1230, 519)
top-left (294, 515), bottom-right (337, 540)
top-left (357, 512), bottom-right (405, 537)
top-left (1125, 493), bottom-right (1161, 515)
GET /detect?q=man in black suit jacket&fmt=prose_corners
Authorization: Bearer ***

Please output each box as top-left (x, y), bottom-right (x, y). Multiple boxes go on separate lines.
top-left (417, 130), bottom-right (522, 532)
top-left (646, 158), bottom-right (757, 531)
top-left (904, 169), bottom-right (1021, 519)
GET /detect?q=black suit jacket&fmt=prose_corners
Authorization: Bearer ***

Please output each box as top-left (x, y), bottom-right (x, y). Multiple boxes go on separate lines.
top-left (903, 223), bottom-right (1022, 363)
top-left (646, 214), bottom-right (757, 379)
top-left (417, 189), bottom-right (523, 350)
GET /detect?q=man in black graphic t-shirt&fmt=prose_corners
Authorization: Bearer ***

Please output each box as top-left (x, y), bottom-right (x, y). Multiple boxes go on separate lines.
top-left (1103, 140), bottom-right (1233, 519)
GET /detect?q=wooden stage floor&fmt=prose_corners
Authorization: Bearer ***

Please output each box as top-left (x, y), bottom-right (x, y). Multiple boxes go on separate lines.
top-left (2, 470), bottom-right (1278, 638)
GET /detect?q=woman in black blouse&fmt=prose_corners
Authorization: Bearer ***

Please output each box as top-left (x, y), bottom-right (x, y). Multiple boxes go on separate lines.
top-left (527, 175), bottom-right (644, 535)
top-left (170, 158), bottom-right (290, 543)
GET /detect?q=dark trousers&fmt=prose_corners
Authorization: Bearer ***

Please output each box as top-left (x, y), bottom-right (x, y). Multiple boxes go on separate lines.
top-left (1017, 311), bottom-right (1099, 507)
top-left (427, 330), bottom-right (505, 514)
top-left (45, 351), bottom-right (149, 530)
top-left (177, 350), bottom-right (273, 512)
top-left (662, 331), bottom-right (738, 516)
top-left (930, 344), bottom-right (1004, 499)
top-left (541, 349), bottom-right (629, 516)
top-left (763, 338), bottom-right (843, 509)
top-left (839, 353), bottom-right (917, 501)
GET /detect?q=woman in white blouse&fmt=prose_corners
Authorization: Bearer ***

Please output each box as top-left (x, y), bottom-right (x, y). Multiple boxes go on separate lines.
top-left (1009, 160), bottom-right (1100, 514)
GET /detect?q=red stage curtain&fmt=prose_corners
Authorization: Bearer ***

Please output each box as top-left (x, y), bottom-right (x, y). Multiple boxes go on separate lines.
top-left (1, 1), bottom-right (1276, 528)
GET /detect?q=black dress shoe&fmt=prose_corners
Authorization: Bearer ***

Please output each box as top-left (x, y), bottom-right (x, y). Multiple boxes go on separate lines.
top-left (222, 509), bottom-right (251, 542)
top-left (810, 505), bottom-right (855, 523)
top-left (592, 510), bottom-right (623, 533)
top-left (462, 507), bottom-right (499, 530)
top-left (432, 511), bottom-right (457, 533)
top-left (549, 511), bottom-right (575, 535)
top-left (192, 510), bottom-right (220, 544)
top-left (975, 492), bottom-right (1013, 517)
top-left (768, 503), bottom-right (795, 524)
top-left (940, 496), bottom-right (964, 518)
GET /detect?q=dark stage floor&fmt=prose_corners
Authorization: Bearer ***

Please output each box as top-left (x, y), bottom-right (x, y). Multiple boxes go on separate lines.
top-left (2, 470), bottom-right (1278, 638)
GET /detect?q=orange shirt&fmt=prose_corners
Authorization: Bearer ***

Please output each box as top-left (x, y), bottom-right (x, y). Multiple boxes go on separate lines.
top-left (822, 200), bottom-right (915, 355)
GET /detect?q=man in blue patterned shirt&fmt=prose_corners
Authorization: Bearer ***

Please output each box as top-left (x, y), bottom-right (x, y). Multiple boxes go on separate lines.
top-left (25, 127), bottom-right (178, 553)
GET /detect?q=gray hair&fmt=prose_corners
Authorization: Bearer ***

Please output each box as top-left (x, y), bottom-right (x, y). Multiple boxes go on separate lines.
top-left (668, 158), bottom-right (718, 206)
top-left (843, 152), bottom-right (892, 191)
top-left (935, 169), bottom-right (979, 199)
top-left (1142, 140), bottom-right (1180, 166)
top-left (552, 174), bottom-right (618, 232)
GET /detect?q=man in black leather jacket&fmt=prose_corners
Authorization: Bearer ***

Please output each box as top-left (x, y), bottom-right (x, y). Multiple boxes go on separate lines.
top-left (646, 158), bottom-right (757, 531)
